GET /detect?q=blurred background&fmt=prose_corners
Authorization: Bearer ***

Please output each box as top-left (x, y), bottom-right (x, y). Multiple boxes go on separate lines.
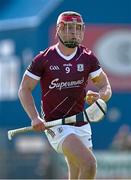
top-left (0, 0), bottom-right (131, 179)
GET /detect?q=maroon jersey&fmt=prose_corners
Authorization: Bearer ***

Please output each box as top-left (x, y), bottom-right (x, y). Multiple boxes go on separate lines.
top-left (26, 44), bottom-right (102, 122)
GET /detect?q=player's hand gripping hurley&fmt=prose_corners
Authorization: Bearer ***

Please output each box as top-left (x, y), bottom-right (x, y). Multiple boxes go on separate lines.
top-left (8, 99), bottom-right (107, 140)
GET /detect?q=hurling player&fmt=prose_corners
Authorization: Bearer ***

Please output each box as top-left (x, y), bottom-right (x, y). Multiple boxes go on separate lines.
top-left (18, 11), bottom-right (112, 179)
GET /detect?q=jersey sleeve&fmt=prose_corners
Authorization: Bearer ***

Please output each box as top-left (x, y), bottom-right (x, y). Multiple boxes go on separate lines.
top-left (89, 53), bottom-right (102, 79)
top-left (25, 53), bottom-right (45, 80)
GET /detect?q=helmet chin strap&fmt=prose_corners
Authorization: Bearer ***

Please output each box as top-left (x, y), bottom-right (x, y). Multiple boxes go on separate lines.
top-left (58, 35), bottom-right (79, 48)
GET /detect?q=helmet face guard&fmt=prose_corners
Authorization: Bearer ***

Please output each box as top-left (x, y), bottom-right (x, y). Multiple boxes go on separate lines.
top-left (56, 12), bottom-right (85, 48)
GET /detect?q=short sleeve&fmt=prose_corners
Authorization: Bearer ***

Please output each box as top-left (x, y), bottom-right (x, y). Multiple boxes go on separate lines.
top-left (25, 53), bottom-right (45, 80)
top-left (89, 53), bottom-right (102, 79)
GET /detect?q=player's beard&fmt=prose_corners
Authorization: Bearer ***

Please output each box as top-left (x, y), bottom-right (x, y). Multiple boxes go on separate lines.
top-left (58, 35), bottom-right (79, 48)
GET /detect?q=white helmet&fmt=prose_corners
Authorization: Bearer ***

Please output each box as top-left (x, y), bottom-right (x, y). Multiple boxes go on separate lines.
top-left (56, 11), bottom-right (85, 48)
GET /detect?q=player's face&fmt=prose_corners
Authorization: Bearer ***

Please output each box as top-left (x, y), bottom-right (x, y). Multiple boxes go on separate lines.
top-left (57, 22), bottom-right (85, 48)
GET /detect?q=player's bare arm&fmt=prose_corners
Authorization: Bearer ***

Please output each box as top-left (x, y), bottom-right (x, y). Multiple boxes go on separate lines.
top-left (86, 70), bottom-right (112, 104)
top-left (18, 74), bottom-right (46, 131)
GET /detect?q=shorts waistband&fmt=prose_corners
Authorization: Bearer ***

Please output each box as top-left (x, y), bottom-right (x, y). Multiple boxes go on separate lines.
top-left (62, 110), bottom-right (89, 125)
top-left (45, 110), bottom-right (89, 127)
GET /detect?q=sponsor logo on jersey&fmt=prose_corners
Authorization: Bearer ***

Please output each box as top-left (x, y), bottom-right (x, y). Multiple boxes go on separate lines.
top-left (49, 77), bottom-right (84, 90)
top-left (77, 64), bottom-right (84, 72)
top-left (49, 65), bottom-right (60, 71)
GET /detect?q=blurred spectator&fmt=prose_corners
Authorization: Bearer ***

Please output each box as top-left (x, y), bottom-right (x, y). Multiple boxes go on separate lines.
top-left (110, 124), bottom-right (131, 151)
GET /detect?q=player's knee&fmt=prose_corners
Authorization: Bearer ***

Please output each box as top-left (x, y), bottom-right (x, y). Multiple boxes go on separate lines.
top-left (79, 155), bottom-right (97, 175)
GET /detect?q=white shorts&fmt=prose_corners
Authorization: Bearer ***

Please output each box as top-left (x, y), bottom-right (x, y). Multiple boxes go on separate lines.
top-left (45, 123), bottom-right (92, 153)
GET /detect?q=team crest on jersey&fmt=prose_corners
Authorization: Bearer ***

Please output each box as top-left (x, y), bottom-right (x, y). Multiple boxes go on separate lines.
top-left (77, 64), bottom-right (84, 72)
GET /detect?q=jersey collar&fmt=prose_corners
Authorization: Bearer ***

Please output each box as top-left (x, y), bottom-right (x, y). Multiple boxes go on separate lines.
top-left (55, 43), bottom-right (77, 61)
